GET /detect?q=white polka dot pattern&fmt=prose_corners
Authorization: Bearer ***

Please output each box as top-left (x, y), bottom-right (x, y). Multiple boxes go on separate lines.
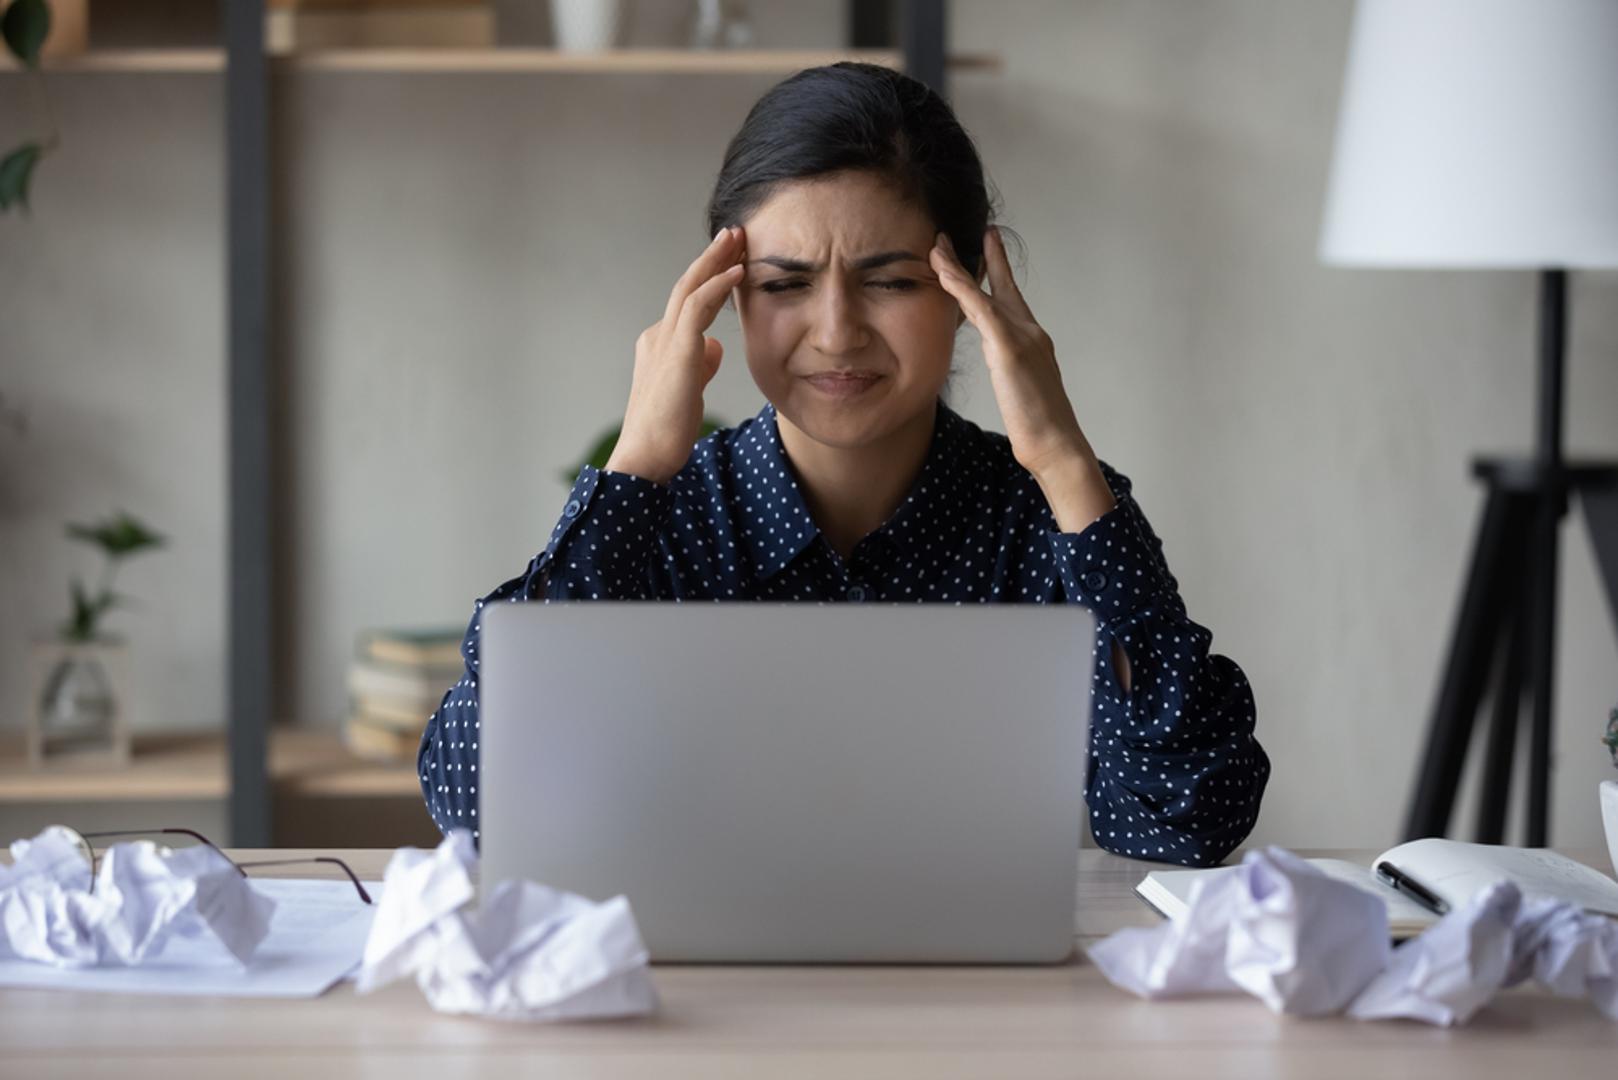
top-left (418, 398), bottom-right (1270, 867)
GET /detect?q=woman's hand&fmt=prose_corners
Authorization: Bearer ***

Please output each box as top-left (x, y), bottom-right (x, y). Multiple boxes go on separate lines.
top-left (934, 227), bottom-right (1130, 691)
top-left (930, 227), bottom-right (1116, 532)
top-left (604, 226), bottom-right (747, 485)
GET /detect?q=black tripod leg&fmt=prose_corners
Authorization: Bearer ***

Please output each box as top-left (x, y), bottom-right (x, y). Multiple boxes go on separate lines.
top-left (1525, 485), bottom-right (1565, 847)
top-left (1580, 480), bottom-right (1618, 643)
top-left (1473, 500), bottom-right (1532, 843)
top-left (1404, 485), bottom-right (1521, 841)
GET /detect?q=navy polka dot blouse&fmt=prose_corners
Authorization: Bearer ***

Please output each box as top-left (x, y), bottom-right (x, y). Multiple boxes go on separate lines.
top-left (419, 397), bottom-right (1270, 867)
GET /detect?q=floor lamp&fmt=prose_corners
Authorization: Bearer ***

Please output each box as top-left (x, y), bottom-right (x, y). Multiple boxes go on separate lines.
top-left (1317, 0), bottom-right (1618, 845)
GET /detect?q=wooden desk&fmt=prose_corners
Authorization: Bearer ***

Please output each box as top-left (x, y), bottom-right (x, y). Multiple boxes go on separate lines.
top-left (4, 848), bottom-right (1616, 1077)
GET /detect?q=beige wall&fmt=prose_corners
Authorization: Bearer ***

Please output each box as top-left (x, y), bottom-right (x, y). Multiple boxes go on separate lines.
top-left (3, 1), bottom-right (1615, 851)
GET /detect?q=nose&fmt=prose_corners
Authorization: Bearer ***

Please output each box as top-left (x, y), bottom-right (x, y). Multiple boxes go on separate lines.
top-left (807, 278), bottom-right (869, 357)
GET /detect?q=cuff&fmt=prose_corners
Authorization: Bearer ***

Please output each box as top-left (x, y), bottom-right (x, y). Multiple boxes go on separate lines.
top-left (546, 464), bottom-right (675, 574)
top-left (1048, 501), bottom-right (1173, 624)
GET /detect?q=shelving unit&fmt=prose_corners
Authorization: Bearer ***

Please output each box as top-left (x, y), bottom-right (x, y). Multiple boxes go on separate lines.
top-left (3, 46), bottom-right (999, 76)
top-left (0, 728), bottom-right (437, 847)
top-left (0, 729), bottom-right (418, 802)
top-left (4, 1), bottom-right (977, 845)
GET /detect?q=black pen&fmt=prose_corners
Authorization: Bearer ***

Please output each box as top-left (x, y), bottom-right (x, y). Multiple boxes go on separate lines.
top-left (1374, 861), bottom-right (1450, 916)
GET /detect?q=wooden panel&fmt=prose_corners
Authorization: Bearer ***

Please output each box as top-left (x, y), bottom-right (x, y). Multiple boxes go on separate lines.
top-left (0, 48), bottom-right (1002, 74)
top-left (0, 729), bottom-right (420, 803)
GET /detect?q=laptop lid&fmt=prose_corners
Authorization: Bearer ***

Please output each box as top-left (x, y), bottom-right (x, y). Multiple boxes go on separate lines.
top-left (478, 601), bottom-right (1094, 963)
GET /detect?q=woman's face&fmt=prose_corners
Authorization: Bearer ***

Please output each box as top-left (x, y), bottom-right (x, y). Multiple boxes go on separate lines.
top-left (732, 170), bottom-right (967, 451)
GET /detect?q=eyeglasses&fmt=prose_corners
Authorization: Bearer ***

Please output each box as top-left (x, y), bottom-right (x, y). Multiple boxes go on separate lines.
top-left (58, 825), bottom-right (373, 904)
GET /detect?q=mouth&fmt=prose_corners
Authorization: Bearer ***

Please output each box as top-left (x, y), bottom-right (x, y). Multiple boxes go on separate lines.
top-left (803, 371), bottom-right (883, 400)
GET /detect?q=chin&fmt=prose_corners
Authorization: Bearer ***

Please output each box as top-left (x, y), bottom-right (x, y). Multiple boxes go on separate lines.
top-left (776, 379), bottom-right (934, 450)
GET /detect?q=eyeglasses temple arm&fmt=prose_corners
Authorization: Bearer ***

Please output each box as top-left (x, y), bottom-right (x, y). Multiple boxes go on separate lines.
top-left (234, 857), bottom-right (374, 904)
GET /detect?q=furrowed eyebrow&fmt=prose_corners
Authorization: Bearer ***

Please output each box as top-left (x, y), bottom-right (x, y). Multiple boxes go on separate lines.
top-left (749, 251), bottom-right (925, 273)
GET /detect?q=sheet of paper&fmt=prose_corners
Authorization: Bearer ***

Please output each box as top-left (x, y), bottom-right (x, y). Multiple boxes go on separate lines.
top-left (0, 878), bottom-right (379, 998)
top-left (1377, 839), bottom-right (1618, 915)
top-left (1139, 858), bottom-right (1438, 933)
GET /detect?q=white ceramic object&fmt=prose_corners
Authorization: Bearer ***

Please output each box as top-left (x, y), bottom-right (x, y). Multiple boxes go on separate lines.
top-left (549, 0), bottom-right (625, 52)
top-left (1602, 780), bottom-right (1618, 880)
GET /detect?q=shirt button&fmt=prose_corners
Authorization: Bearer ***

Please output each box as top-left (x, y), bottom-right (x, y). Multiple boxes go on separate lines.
top-left (846, 585), bottom-right (866, 602)
top-left (563, 499), bottom-right (582, 518)
top-left (1081, 570), bottom-right (1108, 592)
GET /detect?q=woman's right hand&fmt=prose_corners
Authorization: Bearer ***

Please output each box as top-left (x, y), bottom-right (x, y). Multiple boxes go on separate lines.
top-left (604, 225), bottom-right (746, 485)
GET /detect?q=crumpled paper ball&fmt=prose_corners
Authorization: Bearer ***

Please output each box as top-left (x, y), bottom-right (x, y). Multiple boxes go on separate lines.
top-left (0, 825), bottom-right (275, 968)
top-left (1089, 845), bottom-right (1618, 1026)
top-left (354, 829), bottom-right (659, 1021)
top-left (1349, 881), bottom-right (1618, 1026)
top-left (1088, 846), bottom-right (1389, 1016)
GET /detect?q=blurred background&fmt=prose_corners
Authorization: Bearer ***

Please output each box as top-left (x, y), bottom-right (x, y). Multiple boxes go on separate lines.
top-left (2, 1), bottom-right (1615, 854)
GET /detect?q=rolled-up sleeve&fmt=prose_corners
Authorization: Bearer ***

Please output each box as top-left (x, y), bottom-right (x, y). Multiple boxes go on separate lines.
top-left (1049, 463), bottom-right (1270, 867)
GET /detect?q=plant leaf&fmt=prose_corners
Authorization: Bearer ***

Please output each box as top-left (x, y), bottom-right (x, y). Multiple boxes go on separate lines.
top-left (0, 141), bottom-right (43, 214)
top-left (557, 423), bottom-right (623, 486)
top-left (65, 577), bottom-right (95, 640)
top-left (66, 510), bottom-right (167, 556)
top-left (1, 0), bottom-right (50, 67)
top-left (105, 509), bottom-right (166, 555)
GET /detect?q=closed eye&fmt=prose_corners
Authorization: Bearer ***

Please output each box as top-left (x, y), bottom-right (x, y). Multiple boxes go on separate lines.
top-left (758, 280), bottom-right (918, 294)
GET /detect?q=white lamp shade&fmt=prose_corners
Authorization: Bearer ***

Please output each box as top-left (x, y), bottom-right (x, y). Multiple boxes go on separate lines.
top-left (1319, 0), bottom-right (1618, 268)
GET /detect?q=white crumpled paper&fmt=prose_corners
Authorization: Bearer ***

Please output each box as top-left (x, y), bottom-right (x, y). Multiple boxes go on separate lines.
top-left (1089, 845), bottom-right (1618, 1026)
top-left (1088, 846), bottom-right (1390, 1016)
top-left (1349, 881), bottom-right (1618, 1025)
top-left (354, 829), bottom-right (659, 1021)
top-left (0, 825), bottom-right (275, 968)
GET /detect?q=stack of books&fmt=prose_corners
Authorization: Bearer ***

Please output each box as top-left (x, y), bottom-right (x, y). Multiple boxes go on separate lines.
top-left (344, 626), bottom-right (464, 762)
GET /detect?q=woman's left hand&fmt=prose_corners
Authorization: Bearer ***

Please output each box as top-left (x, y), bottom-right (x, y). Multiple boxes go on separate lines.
top-left (933, 227), bottom-right (1130, 691)
top-left (930, 227), bottom-right (1115, 528)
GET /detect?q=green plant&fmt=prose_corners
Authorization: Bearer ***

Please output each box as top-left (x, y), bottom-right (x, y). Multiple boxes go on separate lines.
top-left (2, 0), bottom-right (58, 214)
top-left (1605, 706), bottom-right (1618, 770)
top-left (560, 416), bottom-right (728, 486)
top-left (60, 510), bottom-right (166, 643)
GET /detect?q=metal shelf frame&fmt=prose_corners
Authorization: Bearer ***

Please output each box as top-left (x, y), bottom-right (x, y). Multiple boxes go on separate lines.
top-left (223, 0), bottom-right (950, 844)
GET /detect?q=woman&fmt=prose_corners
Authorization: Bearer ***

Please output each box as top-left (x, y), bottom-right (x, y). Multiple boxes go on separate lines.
top-left (419, 62), bottom-right (1269, 868)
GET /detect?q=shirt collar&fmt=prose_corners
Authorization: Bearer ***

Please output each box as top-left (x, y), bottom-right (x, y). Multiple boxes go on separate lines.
top-left (732, 397), bottom-right (977, 582)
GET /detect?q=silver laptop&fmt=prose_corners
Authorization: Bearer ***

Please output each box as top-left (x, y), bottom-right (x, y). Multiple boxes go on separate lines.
top-left (478, 601), bottom-right (1095, 963)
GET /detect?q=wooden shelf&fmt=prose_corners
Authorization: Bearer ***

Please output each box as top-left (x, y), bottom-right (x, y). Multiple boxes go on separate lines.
top-left (1, 47), bottom-right (1002, 76)
top-left (0, 49), bottom-right (225, 73)
top-left (0, 728), bottom-right (420, 803)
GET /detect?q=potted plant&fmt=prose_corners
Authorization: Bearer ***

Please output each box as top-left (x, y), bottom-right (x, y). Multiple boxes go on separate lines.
top-left (28, 510), bottom-right (165, 766)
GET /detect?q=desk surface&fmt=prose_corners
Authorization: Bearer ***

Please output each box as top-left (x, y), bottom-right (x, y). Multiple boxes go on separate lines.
top-left (5, 847), bottom-right (1616, 1078)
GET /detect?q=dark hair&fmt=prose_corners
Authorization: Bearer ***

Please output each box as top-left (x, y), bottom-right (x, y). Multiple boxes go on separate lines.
top-left (706, 62), bottom-right (1019, 284)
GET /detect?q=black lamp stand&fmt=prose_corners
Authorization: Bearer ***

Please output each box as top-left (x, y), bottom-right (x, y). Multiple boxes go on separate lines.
top-left (1404, 269), bottom-right (1618, 846)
